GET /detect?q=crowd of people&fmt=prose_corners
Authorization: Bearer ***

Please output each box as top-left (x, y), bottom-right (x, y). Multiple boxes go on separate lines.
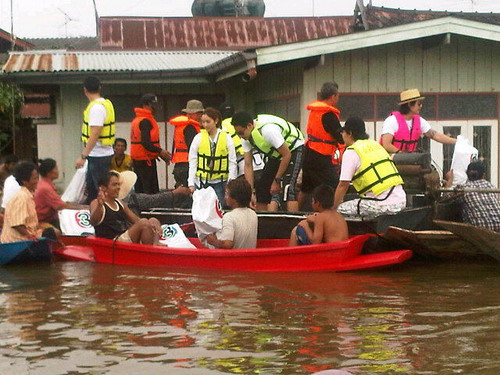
top-left (0, 76), bottom-right (499, 248)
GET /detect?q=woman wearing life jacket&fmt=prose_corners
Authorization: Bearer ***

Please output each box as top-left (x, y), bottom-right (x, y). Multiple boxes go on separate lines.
top-left (380, 89), bottom-right (456, 154)
top-left (188, 107), bottom-right (237, 205)
top-left (334, 117), bottom-right (406, 216)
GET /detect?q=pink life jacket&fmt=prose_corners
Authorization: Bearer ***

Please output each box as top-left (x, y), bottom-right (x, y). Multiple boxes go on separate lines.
top-left (391, 111), bottom-right (422, 152)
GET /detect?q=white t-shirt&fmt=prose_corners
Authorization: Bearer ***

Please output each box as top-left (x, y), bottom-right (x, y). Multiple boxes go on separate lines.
top-left (218, 207), bottom-right (258, 249)
top-left (188, 129), bottom-right (237, 187)
top-left (1, 175), bottom-right (21, 208)
top-left (381, 114), bottom-right (431, 137)
top-left (241, 123), bottom-right (305, 153)
top-left (340, 149), bottom-right (406, 205)
top-left (87, 98), bottom-right (114, 157)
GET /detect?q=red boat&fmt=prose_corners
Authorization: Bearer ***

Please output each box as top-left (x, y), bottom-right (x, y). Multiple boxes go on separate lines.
top-left (54, 234), bottom-right (412, 272)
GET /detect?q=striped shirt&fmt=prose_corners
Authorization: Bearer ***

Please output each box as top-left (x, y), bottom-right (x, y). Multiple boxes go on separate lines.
top-left (1, 186), bottom-right (39, 243)
top-left (458, 179), bottom-right (500, 232)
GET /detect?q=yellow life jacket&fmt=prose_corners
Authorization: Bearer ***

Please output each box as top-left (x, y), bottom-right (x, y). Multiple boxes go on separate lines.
top-left (196, 129), bottom-right (229, 181)
top-left (348, 139), bottom-right (404, 196)
top-left (81, 99), bottom-right (116, 146)
top-left (221, 117), bottom-right (244, 156)
top-left (249, 114), bottom-right (304, 159)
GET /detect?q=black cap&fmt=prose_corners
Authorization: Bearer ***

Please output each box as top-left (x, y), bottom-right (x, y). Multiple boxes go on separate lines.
top-left (141, 93), bottom-right (158, 106)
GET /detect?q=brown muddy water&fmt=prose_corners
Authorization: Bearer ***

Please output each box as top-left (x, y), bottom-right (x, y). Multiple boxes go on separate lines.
top-left (0, 260), bottom-right (498, 375)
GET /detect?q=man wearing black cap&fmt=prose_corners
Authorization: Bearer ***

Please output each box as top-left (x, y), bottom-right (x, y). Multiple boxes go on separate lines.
top-left (334, 117), bottom-right (406, 216)
top-left (130, 94), bottom-right (171, 194)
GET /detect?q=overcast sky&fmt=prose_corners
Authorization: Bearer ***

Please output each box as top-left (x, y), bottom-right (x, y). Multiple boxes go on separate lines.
top-left (1, 0), bottom-right (499, 38)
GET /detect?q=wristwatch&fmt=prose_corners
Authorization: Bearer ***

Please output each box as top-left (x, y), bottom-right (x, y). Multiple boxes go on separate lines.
top-left (274, 177), bottom-right (283, 184)
top-left (81, 154), bottom-right (88, 159)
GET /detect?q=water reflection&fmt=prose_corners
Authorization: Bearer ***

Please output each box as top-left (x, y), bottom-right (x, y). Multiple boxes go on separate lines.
top-left (0, 261), bottom-right (498, 374)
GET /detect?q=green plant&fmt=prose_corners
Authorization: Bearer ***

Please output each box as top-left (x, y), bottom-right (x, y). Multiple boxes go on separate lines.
top-left (0, 82), bottom-right (24, 153)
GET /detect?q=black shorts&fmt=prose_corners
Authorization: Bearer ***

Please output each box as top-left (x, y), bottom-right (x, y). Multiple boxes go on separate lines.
top-left (255, 146), bottom-right (304, 204)
top-left (301, 147), bottom-right (339, 193)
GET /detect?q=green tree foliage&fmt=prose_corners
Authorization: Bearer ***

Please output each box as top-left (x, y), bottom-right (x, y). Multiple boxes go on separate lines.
top-left (0, 83), bottom-right (24, 151)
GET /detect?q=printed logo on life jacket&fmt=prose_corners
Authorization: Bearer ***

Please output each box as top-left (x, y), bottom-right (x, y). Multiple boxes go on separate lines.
top-left (160, 225), bottom-right (177, 240)
top-left (75, 211), bottom-right (92, 228)
top-left (215, 199), bottom-right (223, 219)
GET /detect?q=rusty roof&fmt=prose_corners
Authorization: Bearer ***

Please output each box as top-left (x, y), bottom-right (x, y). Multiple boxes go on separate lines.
top-left (2, 50), bottom-right (237, 73)
top-left (99, 16), bottom-right (354, 50)
top-left (365, 6), bottom-right (500, 29)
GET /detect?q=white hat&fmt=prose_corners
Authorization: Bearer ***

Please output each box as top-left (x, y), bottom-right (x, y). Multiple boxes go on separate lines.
top-left (116, 170), bottom-right (137, 199)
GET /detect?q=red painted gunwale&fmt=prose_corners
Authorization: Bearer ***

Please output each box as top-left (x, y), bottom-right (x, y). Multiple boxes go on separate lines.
top-left (55, 235), bottom-right (412, 272)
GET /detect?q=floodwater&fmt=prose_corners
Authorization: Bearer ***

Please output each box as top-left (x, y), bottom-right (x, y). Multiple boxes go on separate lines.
top-left (0, 260), bottom-right (498, 375)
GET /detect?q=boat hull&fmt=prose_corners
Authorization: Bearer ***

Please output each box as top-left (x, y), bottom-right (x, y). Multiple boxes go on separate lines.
top-left (54, 235), bottom-right (413, 272)
top-left (0, 239), bottom-right (52, 265)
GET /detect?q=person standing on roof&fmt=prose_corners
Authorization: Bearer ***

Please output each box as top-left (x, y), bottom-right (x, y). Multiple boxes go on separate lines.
top-left (75, 76), bottom-right (116, 204)
top-left (300, 82), bottom-right (345, 208)
top-left (130, 94), bottom-right (171, 194)
top-left (380, 88), bottom-right (456, 154)
top-left (170, 100), bottom-right (202, 187)
top-left (232, 112), bottom-right (305, 212)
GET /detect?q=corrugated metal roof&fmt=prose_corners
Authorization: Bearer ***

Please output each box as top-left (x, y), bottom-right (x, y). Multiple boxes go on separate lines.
top-left (99, 16), bottom-right (354, 50)
top-left (2, 50), bottom-right (238, 73)
top-left (366, 6), bottom-right (500, 29)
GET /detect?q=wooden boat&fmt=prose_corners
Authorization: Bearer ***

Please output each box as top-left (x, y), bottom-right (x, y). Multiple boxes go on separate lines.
top-left (383, 226), bottom-right (485, 260)
top-left (53, 234), bottom-right (413, 272)
top-left (141, 206), bottom-right (434, 239)
top-left (0, 239), bottom-right (53, 265)
top-left (433, 220), bottom-right (500, 261)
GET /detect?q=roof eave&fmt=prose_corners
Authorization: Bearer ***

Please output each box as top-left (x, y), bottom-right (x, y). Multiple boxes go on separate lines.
top-left (256, 16), bottom-right (500, 66)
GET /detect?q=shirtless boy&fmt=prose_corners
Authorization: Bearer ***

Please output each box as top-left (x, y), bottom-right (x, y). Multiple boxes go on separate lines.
top-left (289, 184), bottom-right (348, 246)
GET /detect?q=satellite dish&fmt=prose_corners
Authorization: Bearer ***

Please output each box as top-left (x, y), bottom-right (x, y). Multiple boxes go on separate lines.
top-left (192, 0), bottom-right (265, 17)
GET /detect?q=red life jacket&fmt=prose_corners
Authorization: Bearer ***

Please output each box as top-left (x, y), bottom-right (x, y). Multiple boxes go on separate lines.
top-left (130, 107), bottom-right (160, 161)
top-left (390, 111), bottom-right (422, 152)
top-left (170, 115), bottom-right (201, 163)
top-left (305, 101), bottom-right (345, 165)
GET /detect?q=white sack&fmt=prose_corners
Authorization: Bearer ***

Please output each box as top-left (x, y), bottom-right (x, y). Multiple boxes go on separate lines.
top-left (450, 135), bottom-right (478, 186)
top-left (58, 209), bottom-right (94, 236)
top-left (158, 223), bottom-right (196, 248)
top-left (191, 187), bottom-right (223, 247)
top-left (61, 161), bottom-right (87, 204)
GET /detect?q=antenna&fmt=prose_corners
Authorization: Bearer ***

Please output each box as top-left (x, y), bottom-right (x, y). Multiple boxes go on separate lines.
top-left (57, 7), bottom-right (78, 37)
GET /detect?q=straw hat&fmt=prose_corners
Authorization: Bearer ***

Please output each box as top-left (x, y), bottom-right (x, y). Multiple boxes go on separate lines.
top-left (399, 88), bottom-right (425, 105)
top-left (117, 170), bottom-right (137, 199)
top-left (182, 99), bottom-right (204, 113)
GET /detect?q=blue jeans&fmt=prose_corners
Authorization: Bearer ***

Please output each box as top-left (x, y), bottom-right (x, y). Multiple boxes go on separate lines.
top-left (85, 155), bottom-right (112, 204)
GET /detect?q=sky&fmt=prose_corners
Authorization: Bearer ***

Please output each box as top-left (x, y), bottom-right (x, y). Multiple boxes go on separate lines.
top-left (0, 0), bottom-right (499, 38)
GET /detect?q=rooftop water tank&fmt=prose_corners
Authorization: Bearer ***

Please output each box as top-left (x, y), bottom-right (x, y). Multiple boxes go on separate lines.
top-left (192, 0), bottom-right (265, 17)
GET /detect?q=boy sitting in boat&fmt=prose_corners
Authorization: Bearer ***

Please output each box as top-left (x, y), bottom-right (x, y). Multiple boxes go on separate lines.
top-left (206, 178), bottom-right (258, 249)
top-left (90, 171), bottom-right (162, 244)
top-left (289, 184), bottom-right (348, 246)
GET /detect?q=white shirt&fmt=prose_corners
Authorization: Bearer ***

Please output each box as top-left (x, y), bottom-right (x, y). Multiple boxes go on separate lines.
top-left (340, 149), bottom-right (406, 205)
top-left (188, 128), bottom-right (237, 187)
top-left (1, 175), bottom-right (21, 209)
top-left (381, 114), bottom-right (432, 137)
top-left (87, 98), bottom-right (114, 157)
top-left (218, 207), bottom-right (258, 249)
top-left (241, 123), bottom-right (305, 153)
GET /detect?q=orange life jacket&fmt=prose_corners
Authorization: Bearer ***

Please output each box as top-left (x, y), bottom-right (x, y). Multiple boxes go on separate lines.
top-left (306, 101), bottom-right (342, 156)
top-left (170, 115), bottom-right (201, 163)
top-left (130, 107), bottom-right (160, 161)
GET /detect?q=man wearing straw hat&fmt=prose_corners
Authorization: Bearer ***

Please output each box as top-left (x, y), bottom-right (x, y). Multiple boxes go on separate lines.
top-left (169, 99), bottom-right (203, 187)
top-left (380, 88), bottom-right (456, 154)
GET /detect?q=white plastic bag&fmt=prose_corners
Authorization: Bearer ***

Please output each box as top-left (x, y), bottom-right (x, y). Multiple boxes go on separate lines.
top-left (62, 161), bottom-right (87, 204)
top-left (158, 223), bottom-right (196, 248)
top-left (191, 187), bottom-right (223, 245)
top-left (451, 135), bottom-right (478, 186)
top-left (58, 209), bottom-right (95, 236)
